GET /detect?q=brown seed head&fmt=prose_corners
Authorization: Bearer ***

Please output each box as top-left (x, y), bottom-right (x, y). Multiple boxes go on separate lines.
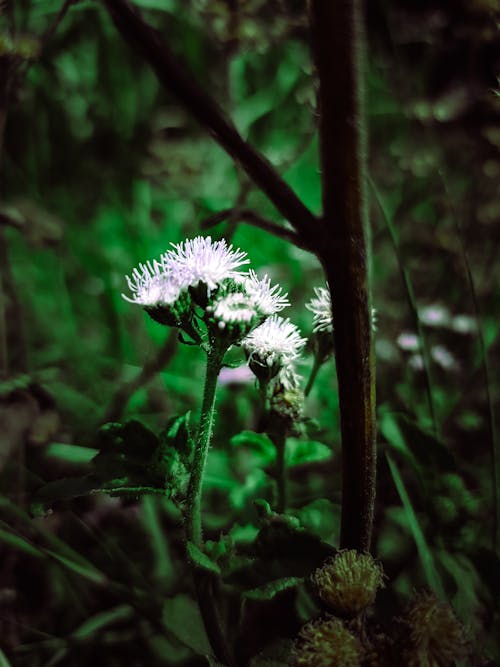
top-left (312, 550), bottom-right (385, 615)
top-left (291, 617), bottom-right (363, 667)
top-left (403, 591), bottom-right (468, 666)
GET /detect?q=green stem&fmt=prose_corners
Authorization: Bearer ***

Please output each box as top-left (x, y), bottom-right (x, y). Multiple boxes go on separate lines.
top-left (184, 346), bottom-right (235, 666)
top-left (186, 347), bottom-right (224, 547)
top-left (274, 431), bottom-right (287, 513)
top-left (304, 355), bottom-right (322, 397)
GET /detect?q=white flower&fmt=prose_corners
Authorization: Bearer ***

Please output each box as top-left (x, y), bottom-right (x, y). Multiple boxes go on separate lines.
top-left (306, 286), bottom-right (332, 333)
top-left (166, 236), bottom-right (249, 291)
top-left (418, 304), bottom-right (451, 328)
top-left (306, 285), bottom-right (377, 333)
top-left (209, 292), bottom-right (259, 329)
top-left (397, 331), bottom-right (420, 351)
top-left (275, 363), bottom-right (302, 390)
top-left (451, 315), bottom-right (476, 335)
top-left (122, 258), bottom-right (182, 306)
top-left (408, 353), bottom-right (424, 371)
top-left (242, 315), bottom-right (306, 368)
top-left (431, 345), bottom-right (459, 371)
top-left (241, 270), bottom-right (289, 315)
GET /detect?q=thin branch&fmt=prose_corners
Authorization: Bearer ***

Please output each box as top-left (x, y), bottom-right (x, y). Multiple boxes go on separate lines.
top-left (310, 0), bottom-right (376, 552)
top-left (103, 329), bottom-right (178, 423)
top-left (201, 207), bottom-right (312, 252)
top-left (1, 0), bottom-right (15, 35)
top-left (103, 0), bottom-right (318, 247)
top-left (41, 0), bottom-right (79, 50)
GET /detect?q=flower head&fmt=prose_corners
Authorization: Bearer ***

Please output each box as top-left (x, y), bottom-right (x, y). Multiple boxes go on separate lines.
top-left (291, 617), bottom-right (363, 667)
top-left (167, 236), bottom-right (249, 291)
top-left (312, 550), bottom-right (385, 616)
top-left (242, 315), bottom-right (306, 368)
top-left (210, 291), bottom-right (260, 328)
top-left (306, 286), bottom-right (332, 333)
top-left (418, 304), bottom-right (451, 328)
top-left (122, 258), bottom-right (182, 307)
top-left (270, 377), bottom-right (304, 426)
top-left (402, 591), bottom-right (468, 667)
top-left (397, 331), bottom-right (420, 352)
top-left (431, 345), bottom-right (459, 371)
top-left (241, 270), bottom-right (290, 315)
top-left (306, 286), bottom-right (377, 336)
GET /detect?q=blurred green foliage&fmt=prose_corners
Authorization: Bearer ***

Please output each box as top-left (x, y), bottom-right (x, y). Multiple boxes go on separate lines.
top-left (0, 0), bottom-right (499, 665)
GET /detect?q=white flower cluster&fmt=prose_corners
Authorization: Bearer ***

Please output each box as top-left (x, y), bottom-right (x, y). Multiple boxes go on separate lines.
top-left (123, 237), bottom-right (303, 372)
top-left (242, 315), bottom-right (306, 388)
top-left (306, 285), bottom-right (377, 334)
top-left (123, 236), bottom-right (249, 308)
top-left (306, 286), bottom-right (332, 333)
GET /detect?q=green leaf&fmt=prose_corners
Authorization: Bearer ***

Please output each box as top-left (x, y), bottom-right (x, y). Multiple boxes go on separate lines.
top-left (45, 442), bottom-right (97, 464)
top-left (163, 594), bottom-right (212, 656)
top-left (44, 548), bottom-right (107, 585)
top-left (243, 576), bottom-right (303, 601)
top-left (285, 439), bottom-right (331, 466)
top-left (225, 517), bottom-right (334, 592)
top-left (380, 411), bottom-right (454, 470)
top-left (33, 417), bottom-right (188, 511)
top-left (142, 496), bottom-right (175, 584)
top-left (187, 542), bottom-right (221, 575)
top-left (159, 411), bottom-right (193, 463)
top-left (132, 0), bottom-right (175, 9)
top-left (71, 605), bottom-right (133, 639)
top-left (254, 499), bottom-right (273, 518)
top-left (32, 476), bottom-right (101, 511)
top-left (0, 527), bottom-right (44, 558)
top-left (291, 499), bottom-right (339, 542)
top-left (0, 648), bottom-right (13, 667)
top-left (386, 453), bottom-right (445, 597)
top-left (93, 420), bottom-right (160, 474)
top-left (231, 431), bottom-right (276, 464)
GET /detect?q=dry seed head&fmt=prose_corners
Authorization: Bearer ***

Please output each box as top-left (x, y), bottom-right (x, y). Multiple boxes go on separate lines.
top-left (291, 617), bottom-right (363, 667)
top-left (312, 550), bottom-right (385, 615)
top-left (403, 591), bottom-right (468, 667)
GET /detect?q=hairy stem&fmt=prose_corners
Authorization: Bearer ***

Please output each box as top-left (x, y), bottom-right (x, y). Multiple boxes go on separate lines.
top-left (185, 347), bottom-right (234, 665)
top-left (304, 355), bottom-right (323, 398)
top-left (273, 430), bottom-right (287, 514)
top-left (310, 0), bottom-right (376, 552)
top-left (186, 347), bottom-right (224, 547)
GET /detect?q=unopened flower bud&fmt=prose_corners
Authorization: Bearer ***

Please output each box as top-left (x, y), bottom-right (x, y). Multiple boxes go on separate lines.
top-left (270, 382), bottom-right (303, 428)
top-left (312, 550), bottom-right (385, 616)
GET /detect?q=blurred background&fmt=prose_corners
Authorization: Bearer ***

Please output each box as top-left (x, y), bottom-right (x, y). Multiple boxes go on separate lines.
top-left (0, 0), bottom-right (499, 664)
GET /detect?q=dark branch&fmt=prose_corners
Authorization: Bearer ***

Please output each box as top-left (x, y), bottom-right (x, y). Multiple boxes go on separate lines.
top-left (41, 0), bottom-right (79, 49)
top-left (103, 0), bottom-right (318, 247)
top-left (201, 207), bottom-right (313, 252)
top-left (311, 0), bottom-right (376, 552)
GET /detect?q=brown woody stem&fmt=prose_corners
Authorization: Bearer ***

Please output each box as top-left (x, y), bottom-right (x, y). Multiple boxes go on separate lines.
top-left (310, 0), bottom-right (376, 552)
